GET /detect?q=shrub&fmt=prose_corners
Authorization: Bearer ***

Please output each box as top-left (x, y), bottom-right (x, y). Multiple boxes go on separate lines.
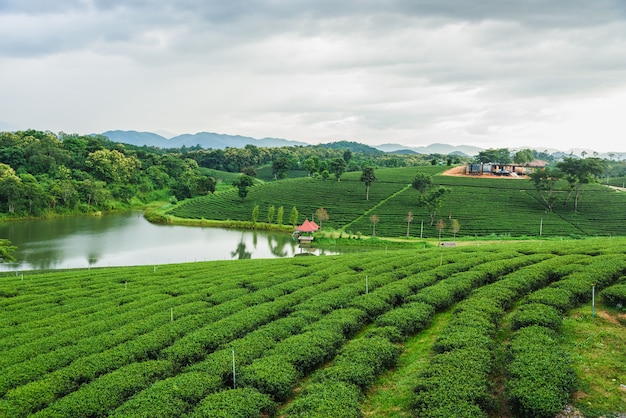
top-left (600, 283), bottom-right (626, 308)
top-left (510, 303), bottom-right (563, 331)
top-left (239, 355), bottom-right (299, 402)
top-left (413, 347), bottom-right (493, 417)
top-left (284, 382), bottom-right (362, 418)
top-left (35, 360), bottom-right (173, 417)
top-left (362, 326), bottom-right (403, 343)
top-left (506, 326), bottom-right (577, 418)
top-left (525, 287), bottom-right (573, 312)
top-left (110, 372), bottom-right (222, 417)
top-left (312, 336), bottom-right (401, 389)
top-left (188, 387), bottom-right (276, 418)
top-left (375, 302), bottom-right (435, 335)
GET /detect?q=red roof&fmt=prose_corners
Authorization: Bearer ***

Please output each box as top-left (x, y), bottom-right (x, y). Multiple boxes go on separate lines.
top-left (296, 219), bottom-right (319, 232)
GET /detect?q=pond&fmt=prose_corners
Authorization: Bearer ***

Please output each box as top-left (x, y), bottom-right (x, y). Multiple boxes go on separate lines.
top-left (0, 212), bottom-right (339, 272)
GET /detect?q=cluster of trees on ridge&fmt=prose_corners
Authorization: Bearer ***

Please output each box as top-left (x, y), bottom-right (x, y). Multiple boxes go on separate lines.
top-left (1, 130), bottom-right (624, 226)
top-left (0, 131), bottom-right (463, 220)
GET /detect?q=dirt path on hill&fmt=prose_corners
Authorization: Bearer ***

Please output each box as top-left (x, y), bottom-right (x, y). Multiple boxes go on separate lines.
top-left (607, 185), bottom-right (626, 192)
top-left (441, 166), bottom-right (528, 179)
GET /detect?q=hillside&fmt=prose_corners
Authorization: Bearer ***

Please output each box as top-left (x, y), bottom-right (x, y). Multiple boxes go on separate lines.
top-left (167, 166), bottom-right (626, 238)
top-left (0, 239), bottom-right (624, 417)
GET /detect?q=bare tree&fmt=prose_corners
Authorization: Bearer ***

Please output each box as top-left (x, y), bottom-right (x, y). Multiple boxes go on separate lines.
top-left (451, 219), bottom-right (460, 241)
top-left (436, 219), bottom-right (446, 245)
top-left (315, 208), bottom-right (329, 229)
top-left (370, 214), bottom-right (379, 237)
top-left (405, 211), bottom-right (414, 238)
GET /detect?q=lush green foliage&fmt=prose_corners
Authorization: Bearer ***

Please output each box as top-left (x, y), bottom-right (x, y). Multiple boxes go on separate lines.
top-left (600, 283), bottom-right (626, 307)
top-left (506, 326), bottom-right (578, 418)
top-left (168, 166), bottom-right (626, 238)
top-left (0, 130), bottom-right (217, 217)
top-left (0, 238), bottom-right (624, 416)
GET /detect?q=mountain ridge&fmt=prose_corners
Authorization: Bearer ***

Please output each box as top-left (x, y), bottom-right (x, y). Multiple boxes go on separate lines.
top-left (99, 130), bottom-right (623, 158)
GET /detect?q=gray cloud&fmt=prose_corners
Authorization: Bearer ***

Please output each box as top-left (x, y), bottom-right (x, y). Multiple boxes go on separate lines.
top-left (1, 0), bottom-right (625, 151)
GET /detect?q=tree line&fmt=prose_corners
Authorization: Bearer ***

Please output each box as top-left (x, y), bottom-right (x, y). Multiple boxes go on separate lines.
top-left (0, 130), bottom-right (216, 217)
top-left (0, 130), bottom-right (458, 219)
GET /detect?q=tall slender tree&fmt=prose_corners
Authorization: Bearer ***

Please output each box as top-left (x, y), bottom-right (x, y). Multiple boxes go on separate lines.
top-left (405, 211), bottom-right (414, 238)
top-left (360, 166), bottom-right (377, 200)
top-left (330, 158), bottom-right (347, 182)
top-left (370, 214), bottom-right (379, 237)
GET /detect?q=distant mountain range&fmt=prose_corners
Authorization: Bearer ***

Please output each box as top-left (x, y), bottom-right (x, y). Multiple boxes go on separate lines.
top-left (374, 143), bottom-right (484, 156)
top-left (100, 130), bottom-right (308, 149)
top-left (99, 130), bottom-right (622, 158)
top-left (100, 130), bottom-right (485, 156)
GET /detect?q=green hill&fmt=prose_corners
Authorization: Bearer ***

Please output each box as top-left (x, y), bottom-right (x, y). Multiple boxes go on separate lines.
top-left (168, 167), bottom-right (626, 238)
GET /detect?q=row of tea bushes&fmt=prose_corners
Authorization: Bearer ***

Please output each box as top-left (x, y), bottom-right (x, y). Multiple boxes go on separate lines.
top-left (412, 255), bottom-right (591, 417)
top-left (281, 255), bottom-right (548, 416)
top-left (599, 283), bottom-right (626, 308)
top-left (2, 239), bottom-right (625, 416)
top-left (505, 254), bottom-right (626, 417)
top-left (506, 326), bottom-right (577, 418)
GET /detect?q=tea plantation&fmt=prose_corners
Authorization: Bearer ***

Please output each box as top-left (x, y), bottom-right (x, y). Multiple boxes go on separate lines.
top-left (167, 166), bottom-right (626, 238)
top-left (1, 238), bottom-right (625, 417)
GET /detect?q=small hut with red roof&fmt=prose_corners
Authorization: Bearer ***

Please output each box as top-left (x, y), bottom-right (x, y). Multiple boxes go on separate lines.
top-left (294, 218), bottom-right (319, 244)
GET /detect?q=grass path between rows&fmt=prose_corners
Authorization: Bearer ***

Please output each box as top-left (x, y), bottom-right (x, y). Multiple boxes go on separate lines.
top-left (360, 311), bottom-right (452, 417)
top-left (565, 306), bottom-right (626, 417)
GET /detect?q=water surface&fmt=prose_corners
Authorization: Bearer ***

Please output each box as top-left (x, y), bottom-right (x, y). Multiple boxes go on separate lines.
top-left (0, 212), bottom-right (335, 272)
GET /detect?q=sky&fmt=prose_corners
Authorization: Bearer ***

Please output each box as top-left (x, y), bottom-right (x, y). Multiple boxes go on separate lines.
top-left (1, 1), bottom-right (625, 154)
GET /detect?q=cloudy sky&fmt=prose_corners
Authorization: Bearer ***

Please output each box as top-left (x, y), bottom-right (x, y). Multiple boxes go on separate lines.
top-left (1, 1), bottom-right (625, 153)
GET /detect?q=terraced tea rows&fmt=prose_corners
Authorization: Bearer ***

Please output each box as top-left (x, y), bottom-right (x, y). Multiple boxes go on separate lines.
top-left (0, 238), bottom-right (625, 417)
top-left (168, 167), bottom-right (626, 238)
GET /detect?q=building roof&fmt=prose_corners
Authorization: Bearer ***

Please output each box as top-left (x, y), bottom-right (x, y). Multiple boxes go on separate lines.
top-left (296, 219), bottom-right (319, 232)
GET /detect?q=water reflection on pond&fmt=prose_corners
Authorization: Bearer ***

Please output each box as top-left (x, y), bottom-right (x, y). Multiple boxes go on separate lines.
top-left (0, 212), bottom-right (339, 272)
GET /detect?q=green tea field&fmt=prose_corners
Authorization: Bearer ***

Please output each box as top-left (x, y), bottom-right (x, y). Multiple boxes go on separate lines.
top-left (167, 167), bottom-right (626, 239)
top-left (1, 238), bottom-right (625, 417)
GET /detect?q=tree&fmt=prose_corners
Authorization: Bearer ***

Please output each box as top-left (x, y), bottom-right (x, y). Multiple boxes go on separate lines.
top-left (232, 174), bottom-right (255, 202)
top-left (85, 149), bottom-right (141, 184)
top-left (0, 239), bottom-right (16, 263)
top-left (412, 173), bottom-right (432, 196)
top-left (370, 214), bottom-right (379, 237)
top-left (196, 175), bottom-right (217, 195)
top-left (557, 157), bottom-right (606, 211)
top-left (528, 166), bottom-right (561, 212)
top-left (289, 206), bottom-right (299, 227)
top-left (451, 219), bottom-right (460, 241)
top-left (277, 206), bottom-right (284, 226)
top-left (321, 170), bottom-right (330, 181)
top-left (267, 205), bottom-right (275, 224)
top-left (252, 205), bottom-right (259, 224)
top-left (436, 219), bottom-right (446, 244)
top-left (241, 166), bottom-right (257, 178)
top-left (0, 163), bottom-right (22, 213)
top-left (272, 158), bottom-right (290, 180)
top-left (330, 158), bottom-right (347, 182)
top-left (343, 149), bottom-right (352, 164)
top-left (303, 156), bottom-right (319, 177)
top-left (360, 167), bottom-right (377, 200)
top-left (419, 187), bottom-right (449, 226)
top-left (405, 211), bottom-right (414, 238)
top-left (315, 208), bottom-right (329, 229)
top-left (77, 179), bottom-right (109, 210)
top-left (514, 149), bottom-right (534, 165)
top-left (476, 148), bottom-right (511, 164)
